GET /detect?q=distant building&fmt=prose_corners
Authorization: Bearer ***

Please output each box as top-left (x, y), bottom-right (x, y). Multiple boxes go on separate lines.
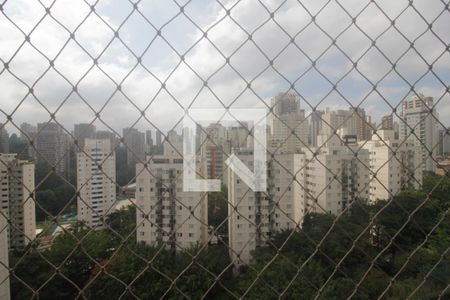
top-left (36, 122), bottom-right (70, 177)
top-left (320, 107), bottom-right (372, 142)
top-left (399, 94), bottom-right (439, 172)
top-left (77, 139), bottom-right (116, 229)
top-left (145, 130), bottom-right (153, 154)
top-left (301, 135), bottom-right (371, 214)
top-left (354, 107), bottom-right (373, 141)
top-left (438, 129), bottom-right (450, 156)
top-left (271, 92), bottom-right (309, 152)
top-left (122, 128), bottom-right (145, 165)
top-left (362, 130), bottom-right (423, 203)
top-left (228, 151), bottom-right (304, 266)
top-left (381, 115), bottom-right (394, 130)
top-left (199, 124), bottom-right (228, 180)
top-left (96, 130), bottom-right (119, 150)
top-left (155, 130), bottom-right (163, 152)
top-left (0, 153), bottom-right (36, 249)
top-left (74, 123), bottom-right (96, 152)
top-left (309, 110), bottom-right (324, 147)
top-left (0, 124), bottom-right (9, 154)
top-left (136, 141), bottom-right (208, 250)
top-left (0, 212), bottom-right (9, 300)
top-left (20, 123), bottom-right (37, 160)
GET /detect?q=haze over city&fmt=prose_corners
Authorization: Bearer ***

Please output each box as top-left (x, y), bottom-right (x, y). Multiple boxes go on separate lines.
top-left (0, 0), bottom-right (449, 299)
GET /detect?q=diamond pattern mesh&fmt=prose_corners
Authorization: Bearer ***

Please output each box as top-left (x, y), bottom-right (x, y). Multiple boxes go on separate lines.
top-left (0, 0), bottom-right (449, 299)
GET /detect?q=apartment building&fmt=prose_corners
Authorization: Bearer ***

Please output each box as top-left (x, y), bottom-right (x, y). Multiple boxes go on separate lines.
top-left (0, 154), bottom-right (36, 249)
top-left (123, 128), bottom-right (145, 166)
top-left (0, 125), bottom-right (9, 154)
top-left (136, 145), bottom-right (208, 250)
top-left (320, 108), bottom-right (372, 142)
top-left (0, 212), bottom-right (9, 300)
top-left (271, 92), bottom-right (309, 152)
top-left (228, 150), bottom-right (304, 266)
top-left (20, 122), bottom-right (37, 161)
top-left (399, 94), bottom-right (439, 172)
top-left (74, 123), bottom-right (96, 152)
top-left (77, 139), bottom-right (116, 229)
top-left (36, 122), bottom-right (70, 177)
top-left (362, 130), bottom-right (422, 203)
top-left (299, 135), bottom-right (371, 215)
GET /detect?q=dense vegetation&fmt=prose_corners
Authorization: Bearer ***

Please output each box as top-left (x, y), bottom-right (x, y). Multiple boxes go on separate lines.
top-left (34, 161), bottom-right (76, 222)
top-left (9, 175), bottom-right (450, 299)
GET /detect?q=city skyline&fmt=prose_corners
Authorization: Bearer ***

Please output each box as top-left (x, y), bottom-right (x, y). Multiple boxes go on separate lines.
top-left (0, 0), bottom-right (449, 135)
top-left (0, 0), bottom-right (449, 298)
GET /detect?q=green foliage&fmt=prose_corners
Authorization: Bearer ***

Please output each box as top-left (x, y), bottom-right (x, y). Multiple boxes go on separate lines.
top-left (10, 175), bottom-right (450, 299)
top-left (35, 162), bottom-right (76, 221)
top-left (105, 206), bottom-right (137, 242)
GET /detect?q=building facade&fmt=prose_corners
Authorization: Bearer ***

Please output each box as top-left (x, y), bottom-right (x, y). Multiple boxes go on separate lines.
top-left (77, 139), bottom-right (116, 229)
top-left (36, 122), bottom-right (70, 177)
top-left (0, 211), bottom-right (9, 300)
top-left (362, 130), bottom-right (422, 203)
top-left (228, 150), bottom-right (305, 266)
top-left (309, 110), bottom-right (324, 147)
top-left (136, 147), bottom-right (208, 250)
top-left (399, 94), bottom-right (439, 172)
top-left (381, 115), bottom-right (394, 130)
top-left (20, 123), bottom-right (37, 161)
top-left (123, 128), bottom-right (145, 166)
top-left (0, 154), bottom-right (36, 249)
top-left (271, 92), bottom-right (309, 152)
top-left (74, 123), bottom-right (96, 152)
top-left (300, 135), bottom-right (371, 215)
top-left (0, 124), bottom-right (9, 154)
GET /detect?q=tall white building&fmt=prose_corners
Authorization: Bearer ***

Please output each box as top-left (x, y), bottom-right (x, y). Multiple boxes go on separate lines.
top-left (299, 135), bottom-right (371, 215)
top-left (399, 94), bottom-right (439, 172)
top-left (362, 130), bottom-right (422, 203)
top-left (0, 153), bottom-right (36, 249)
top-left (0, 212), bottom-right (9, 300)
top-left (228, 150), bottom-right (305, 266)
top-left (271, 92), bottom-right (309, 152)
top-left (77, 139), bottom-right (116, 229)
top-left (228, 135), bottom-right (373, 265)
top-left (136, 143), bottom-right (208, 250)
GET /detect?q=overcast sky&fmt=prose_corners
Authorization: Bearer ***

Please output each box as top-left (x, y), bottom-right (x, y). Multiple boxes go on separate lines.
top-left (0, 0), bottom-right (449, 136)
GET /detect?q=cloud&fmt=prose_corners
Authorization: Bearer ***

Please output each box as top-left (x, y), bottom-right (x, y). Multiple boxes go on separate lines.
top-left (0, 0), bottom-right (448, 136)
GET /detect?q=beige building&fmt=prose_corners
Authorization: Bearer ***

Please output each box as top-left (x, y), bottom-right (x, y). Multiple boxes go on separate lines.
top-left (77, 139), bottom-right (116, 229)
top-left (271, 92), bottom-right (309, 152)
top-left (0, 212), bottom-right (9, 300)
top-left (0, 154), bottom-right (36, 249)
top-left (228, 150), bottom-right (305, 266)
top-left (320, 107), bottom-right (372, 142)
top-left (300, 135), bottom-right (371, 215)
top-left (399, 94), bottom-right (439, 172)
top-left (136, 143), bottom-right (208, 250)
top-left (362, 130), bottom-right (422, 203)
